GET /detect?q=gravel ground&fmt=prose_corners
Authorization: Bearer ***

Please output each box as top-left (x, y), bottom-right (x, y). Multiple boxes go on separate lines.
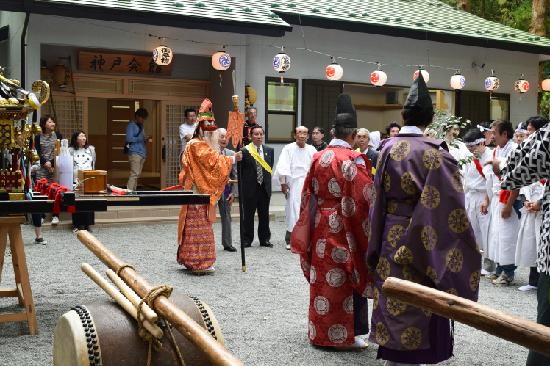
top-left (0, 214), bottom-right (538, 366)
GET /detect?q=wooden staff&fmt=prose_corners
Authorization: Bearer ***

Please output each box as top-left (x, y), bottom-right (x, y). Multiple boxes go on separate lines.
top-left (382, 277), bottom-right (550, 357)
top-left (106, 269), bottom-right (158, 323)
top-left (77, 231), bottom-right (245, 366)
top-left (232, 94), bottom-right (246, 273)
top-left (81, 263), bottom-right (163, 338)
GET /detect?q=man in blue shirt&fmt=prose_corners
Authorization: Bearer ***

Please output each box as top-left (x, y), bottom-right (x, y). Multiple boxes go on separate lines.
top-left (126, 108), bottom-right (151, 191)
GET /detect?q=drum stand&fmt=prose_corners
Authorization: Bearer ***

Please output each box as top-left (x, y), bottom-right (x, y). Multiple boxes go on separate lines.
top-left (0, 216), bottom-right (38, 335)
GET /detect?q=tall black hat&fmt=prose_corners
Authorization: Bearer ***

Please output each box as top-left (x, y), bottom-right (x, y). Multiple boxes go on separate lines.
top-left (404, 71), bottom-right (433, 110)
top-left (333, 93), bottom-right (357, 128)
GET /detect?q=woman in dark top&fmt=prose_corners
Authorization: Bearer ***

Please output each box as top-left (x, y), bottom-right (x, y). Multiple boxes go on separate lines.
top-left (35, 114), bottom-right (62, 224)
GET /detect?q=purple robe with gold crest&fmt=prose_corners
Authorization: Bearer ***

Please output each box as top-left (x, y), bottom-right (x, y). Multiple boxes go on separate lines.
top-left (366, 133), bottom-right (481, 363)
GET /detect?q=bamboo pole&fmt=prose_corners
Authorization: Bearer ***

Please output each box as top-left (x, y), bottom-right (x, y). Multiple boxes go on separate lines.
top-left (106, 269), bottom-right (158, 323)
top-left (77, 231), bottom-right (245, 366)
top-left (382, 277), bottom-right (550, 357)
top-left (81, 263), bottom-right (163, 338)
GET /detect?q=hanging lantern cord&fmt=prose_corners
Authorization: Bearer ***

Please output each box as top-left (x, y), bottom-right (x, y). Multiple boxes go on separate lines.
top-left (455, 69), bottom-right (460, 75)
top-left (491, 69), bottom-right (495, 76)
top-left (332, 56), bottom-right (336, 64)
top-left (377, 62), bottom-right (382, 71)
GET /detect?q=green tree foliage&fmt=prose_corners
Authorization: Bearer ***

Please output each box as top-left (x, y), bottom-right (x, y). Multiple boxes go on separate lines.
top-left (441, 0), bottom-right (550, 32)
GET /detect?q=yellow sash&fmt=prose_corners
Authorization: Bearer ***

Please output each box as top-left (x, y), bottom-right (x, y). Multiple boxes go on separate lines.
top-left (245, 143), bottom-right (273, 176)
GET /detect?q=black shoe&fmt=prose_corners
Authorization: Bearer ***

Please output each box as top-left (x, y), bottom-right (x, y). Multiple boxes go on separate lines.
top-left (260, 241), bottom-right (273, 248)
top-left (224, 246), bottom-right (237, 252)
top-left (243, 242), bottom-right (252, 248)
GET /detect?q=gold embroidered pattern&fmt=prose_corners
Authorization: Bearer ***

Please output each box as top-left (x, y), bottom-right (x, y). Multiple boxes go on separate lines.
top-left (446, 288), bottom-right (458, 296)
top-left (394, 246), bottom-right (414, 265)
top-left (387, 298), bottom-right (407, 316)
top-left (376, 323), bottom-right (390, 345)
top-left (404, 265), bottom-right (424, 283)
top-left (421, 226), bottom-right (437, 250)
top-left (387, 201), bottom-right (398, 214)
top-left (401, 327), bottom-right (422, 350)
top-left (383, 171), bottom-right (391, 192)
top-left (388, 225), bottom-right (405, 248)
top-left (401, 172), bottom-right (418, 194)
top-left (389, 140), bottom-right (411, 161)
top-left (421, 185), bottom-right (441, 210)
top-left (451, 171), bottom-right (464, 193)
top-left (423, 148), bottom-right (442, 170)
top-left (470, 269), bottom-right (481, 292)
top-left (448, 209), bottom-right (469, 233)
top-left (446, 248), bottom-right (464, 273)
top-left (373, 287), bottom-right (379, 309)
top-left (425, 266), bottom-right (437, 284)
top-left (376, 258), bottom-right (390, 280)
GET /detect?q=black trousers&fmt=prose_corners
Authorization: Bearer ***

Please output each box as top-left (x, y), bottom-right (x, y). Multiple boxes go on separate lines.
top-left (526, 272), bottom-right (550, 365)
top-left (242, 184), bottom-right (271, 244)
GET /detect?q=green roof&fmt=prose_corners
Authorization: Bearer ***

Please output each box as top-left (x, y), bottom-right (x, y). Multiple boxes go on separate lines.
top-left (3, 0), bottom-right (549, 52)
top-left (268, 0), bottom-right (550, 52)
top-left (38, 0), bottom-right (290, 27)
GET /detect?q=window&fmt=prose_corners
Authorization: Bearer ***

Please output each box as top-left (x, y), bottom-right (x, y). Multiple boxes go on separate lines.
top-left (490, 95), bottom-right (510, 121)
top-left (301, 79), bottom-right (343, 144)
top-left (265, 77), bottom-right (298, 143)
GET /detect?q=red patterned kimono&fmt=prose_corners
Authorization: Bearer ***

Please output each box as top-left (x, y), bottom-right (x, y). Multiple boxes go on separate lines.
top-left (290, 145), bottom-right (375, 346)
top-left (177, 138), bottom-right (233, 269)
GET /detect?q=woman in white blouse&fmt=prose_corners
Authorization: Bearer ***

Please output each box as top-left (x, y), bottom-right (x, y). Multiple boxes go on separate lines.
top-left (69, 130), bottom-right (96, 233)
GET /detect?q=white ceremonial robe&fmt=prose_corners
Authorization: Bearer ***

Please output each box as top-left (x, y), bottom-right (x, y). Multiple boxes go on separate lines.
top-left (464, 148), bottom-right (491, 252)
top-left (516, 182), bottom-right (545, 267)
top-left (488, 140), bottom-right (520, 266)
top-left (273, 142), bottom-right (317, 232)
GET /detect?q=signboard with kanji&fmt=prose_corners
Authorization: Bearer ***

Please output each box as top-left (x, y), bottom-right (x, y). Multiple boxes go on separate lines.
top-left (78, 51), bottom-right (173, 76)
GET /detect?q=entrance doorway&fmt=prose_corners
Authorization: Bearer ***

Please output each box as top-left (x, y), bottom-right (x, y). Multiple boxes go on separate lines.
top-left (43, 73), bottom-right (209, 189)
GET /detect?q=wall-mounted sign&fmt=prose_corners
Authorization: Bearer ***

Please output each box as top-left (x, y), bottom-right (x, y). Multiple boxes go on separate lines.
top-left (78, 51), bottom-right (173, 76)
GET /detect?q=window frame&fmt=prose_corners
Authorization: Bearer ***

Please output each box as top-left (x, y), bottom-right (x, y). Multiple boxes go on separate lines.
top-left (264, 76), bottom-right (299, 143)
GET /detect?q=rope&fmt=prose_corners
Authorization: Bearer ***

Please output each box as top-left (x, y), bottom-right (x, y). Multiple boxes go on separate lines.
top-left (115, 263), bottom-right (135, 276)
top-left (136, 285), bottom-right (185, 366)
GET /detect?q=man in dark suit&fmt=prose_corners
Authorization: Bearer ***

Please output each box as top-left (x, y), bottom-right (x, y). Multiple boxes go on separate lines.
top-left (217, 128), bottom-right (238, 252)
top-left (355, 128), bottom-right (379, 169)
top-left (240, 125), bottom-right (274, 248)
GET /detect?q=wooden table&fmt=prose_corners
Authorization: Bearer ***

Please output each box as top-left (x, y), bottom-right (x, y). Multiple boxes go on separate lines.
top-left (0, 216), bottom-right (38, 334)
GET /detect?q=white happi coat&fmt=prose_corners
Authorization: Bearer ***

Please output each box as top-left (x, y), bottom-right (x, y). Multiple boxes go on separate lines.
top-left (464, 148), bottom-right (491, 252)
top-left (486, 140), bottom-right (520, 265)
top-left (273, 142), bottom-right (317, 232)
top-left (516, 182), bottom-right (545, 267)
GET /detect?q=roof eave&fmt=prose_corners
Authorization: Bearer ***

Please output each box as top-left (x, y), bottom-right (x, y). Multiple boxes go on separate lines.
top-left (0, 0), bottom-right (292, 37)
top-left (277, 12), bottom-right (550, 56)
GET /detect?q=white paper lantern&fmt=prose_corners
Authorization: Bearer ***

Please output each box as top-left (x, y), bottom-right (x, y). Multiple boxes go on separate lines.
top-left (450, 71), bottom-right (465, 90)
top-left (371, 70), bottom-right (387, 86)
top-left (413, 69), bottom-right (429, 83)
top-left (485, 76), bottom-right (499, 91)
top-left (514, 79), bottom-right (529, 93)
top-left (153, 45), bottom-right (173, 66)
top-left (212, 51), bottom-right (231, 70)
top-left (326, 58), bottom-right (343, 81)
top-left (273, 47), bottom-right (290, 73)
top-left (542, 78), bottom-right (550, 92)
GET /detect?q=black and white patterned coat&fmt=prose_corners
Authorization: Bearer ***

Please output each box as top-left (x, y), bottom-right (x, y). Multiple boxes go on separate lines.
top-left (501, 126), bottom-right (550, 275)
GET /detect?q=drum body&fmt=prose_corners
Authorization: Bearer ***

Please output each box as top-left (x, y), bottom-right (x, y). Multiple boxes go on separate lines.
top-left (53, 294), bottom-right (224, 366)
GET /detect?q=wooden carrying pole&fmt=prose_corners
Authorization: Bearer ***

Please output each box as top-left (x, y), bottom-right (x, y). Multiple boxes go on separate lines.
top-left (382, 277), bottom-right (550, 357)
top-left (77, 231), bottom-right (245, 366)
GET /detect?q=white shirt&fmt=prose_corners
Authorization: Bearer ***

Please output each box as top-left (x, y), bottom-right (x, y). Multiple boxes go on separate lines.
top-left (328, 139), bottom-right (366, 167)
top-left (253, 144), bottom-right (264, 159)
top-left (399, 126), bottom-right (424, 134)
top-left (273, 142), bottom-right (316, 186)
top-left (179, 123), bottom-right (196, 151)
top-left (464, 148), bottom-right (491, 192)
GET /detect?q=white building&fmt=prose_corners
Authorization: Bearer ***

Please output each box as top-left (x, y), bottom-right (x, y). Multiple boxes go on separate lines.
top-left (1, 0), bottom-right (548, 188)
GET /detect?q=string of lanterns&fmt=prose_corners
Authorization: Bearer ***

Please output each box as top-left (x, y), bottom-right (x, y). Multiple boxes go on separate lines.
top-left (150, 36), bottom-right (543, 96)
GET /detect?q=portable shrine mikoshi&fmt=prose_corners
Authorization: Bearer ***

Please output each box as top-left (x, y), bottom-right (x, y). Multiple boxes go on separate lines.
top-left (382, 277), bottom-right (550, 357)
top-left (67, 230), bottom-right (244, 366)
top-left (0, 70), bottom-right (50, 335)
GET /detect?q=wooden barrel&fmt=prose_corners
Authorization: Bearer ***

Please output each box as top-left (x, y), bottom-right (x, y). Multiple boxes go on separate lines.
top-left (53, 294), bottom-right (224, 366)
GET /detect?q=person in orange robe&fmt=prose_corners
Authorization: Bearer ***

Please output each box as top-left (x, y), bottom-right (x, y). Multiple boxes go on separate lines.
top-left (177, 99), bottom-right (243, 274)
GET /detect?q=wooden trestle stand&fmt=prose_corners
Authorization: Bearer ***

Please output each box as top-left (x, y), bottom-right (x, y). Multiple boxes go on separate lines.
top-left (0, 216), bottom-right (38, 335)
